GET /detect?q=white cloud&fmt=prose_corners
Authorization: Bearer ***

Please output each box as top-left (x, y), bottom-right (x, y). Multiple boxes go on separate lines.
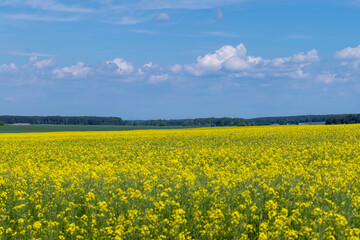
top-left (52, 62), bottom-right (91, 78)
top-left (268, 49), bottom-right (319, 67)
top-left (335, 45), bottom-right (360, 59)
top-left (184, 43), bottom-right (262, 75)
top-left (287, 64), bottom-right (309, 79)
top-left (1, 43), bottom-right (356, 88)
top-left (0, 57), bottom-right (58, 86)
top-left (149, 73), bottom-right (169, 84)
top-left (0, 63), bottom-right (17, 72)
top-left (28, 57), bottom-right (55, 69)
top-left (269, 57), bottom-right (291, 67)
top-left (183, 43), bottom-right (321, 80)
top-left (223, 57), bottom-right (251, 71)
top-left (335, 45), bottom-right (360, 70)
top-left (143, 62), bottom-right (153, 68)
top-left (291, 49), bottom-right (319, 63)
top-left (169, 64), bottom-right (182, 73)
top-left (106, 58), bottom-right (134, 74)
top-left (316, 73), bottom-right (336, 84)
top-left (185, 44), bottom-right (255, 75)
top-left (316, 72), bottom-right (348, 84)
top-left (0, 57), bottom-right (54, 73)
top-left (155, 12), bottom-right (170, 22)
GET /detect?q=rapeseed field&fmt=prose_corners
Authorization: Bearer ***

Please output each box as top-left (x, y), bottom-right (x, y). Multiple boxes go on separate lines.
top-left (0, 125), bottom-right (360, 239)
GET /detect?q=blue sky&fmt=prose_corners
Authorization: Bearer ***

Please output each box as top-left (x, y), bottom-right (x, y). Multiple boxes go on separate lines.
top-left (0, 0), bottom-right (360, 119)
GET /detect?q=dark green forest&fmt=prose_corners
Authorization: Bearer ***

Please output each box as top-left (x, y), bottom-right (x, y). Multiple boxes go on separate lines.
top-left (0, 114), bottom-right (359, 127)
top-left (325, 114), bottom-right (360, 125)
top-left (0, 116), bottom-right (253, 127)
top-left (0, 116), bottom-right (124, 125)
top-left (249, 115), bottom-right (332, 125)
top-left (129, 118), bottom-right (253, 127)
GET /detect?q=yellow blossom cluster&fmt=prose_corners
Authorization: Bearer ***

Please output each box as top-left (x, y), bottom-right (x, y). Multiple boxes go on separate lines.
top-left (0, 125), bottom-right (360, 239)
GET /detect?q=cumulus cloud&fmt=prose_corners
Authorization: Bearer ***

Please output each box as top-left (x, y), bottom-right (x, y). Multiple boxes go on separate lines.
top-left (28, 57), bottom-right (55, 69)
top-left (149, 73), bottom-right (169, 84)
top-left (52, 62), bottom-right (91, 78)
top-left (184, 43), bottom-right (262, 76)
top-left (183, 43), bottom-right (319, 79)
top-left (316, 72), bottom-right (348, 84)
top-left (0, 57), bottom-right (58, 86)
top-left (142, 62), bottom-right (162, 71)
top-left (0, 57), bottom-right (54, 74)
top-left (143, 62), bottom-right (153, 68)
top-left (292, 49), bottom-right (319, 62)
top-left (287, 65), bottom-right (309, 79)
top-left (0, 43), bottom-right (355, 88)
top-left (335, 45), bottom-right (360, 59)
top-left (316, 73), bottom-right (337, 84)
top-left (268, 49), bottom-right (319, 67)
top-left (0, 63), bottom-right (17, 72)
top-left (334, 45), bottom-right (360, 70)
top-left (169, 64), bottom-right (182, 73)
top-left (106, 58), bottom-right (134, 75)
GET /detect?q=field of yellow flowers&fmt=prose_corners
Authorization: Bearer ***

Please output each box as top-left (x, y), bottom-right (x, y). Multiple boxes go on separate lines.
top-left (1, 125), bottom-right (360, 239)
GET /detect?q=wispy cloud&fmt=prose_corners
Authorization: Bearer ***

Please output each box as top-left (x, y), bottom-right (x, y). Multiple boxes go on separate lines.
top-left (130, 29), bottom-right (158, 35)
top-left (350, 0), bottom-right (360, 6)
top-left (0, 0), bottom-right (250, 25)
top-left (0, 0), bottom-right (94, 13)
top-left (114, 15), bottom-right (154, 25)
top-left (6, 50), bottom-right (55, 57)
top-left (155, 12), bottom-right (170, 22)
top-left (136, 0), bottom-right (249, 10)
top-left (3, 13), bottom-right (79, 22)
top-left (288, 34), bottom-right (312, 39)
top-left (216, 8), bottom-right (223, 19)
top-left (203, 31), bottom-right (238, 38)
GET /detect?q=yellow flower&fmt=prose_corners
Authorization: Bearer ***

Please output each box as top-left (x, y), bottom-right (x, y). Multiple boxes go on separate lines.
top-left (33, 221), bottom-right (42, 230)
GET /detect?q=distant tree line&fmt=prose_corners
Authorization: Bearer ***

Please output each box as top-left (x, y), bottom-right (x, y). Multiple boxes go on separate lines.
top-left (250, 115), bottom-right (336, 125)
top-left (125, 117), bottom-right (254, 127)
top-left (325, 114), bottom-right (360, 125)
top-left (0, 116), bottom-right (253, 127)
top-left (0, 116), bottom-right (123, 125)
top-left (1, 114), bottom-right (359, 127)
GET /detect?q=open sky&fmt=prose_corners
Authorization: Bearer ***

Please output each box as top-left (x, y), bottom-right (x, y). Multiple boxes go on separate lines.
top-left (1, 0), bottom-right (360, 119)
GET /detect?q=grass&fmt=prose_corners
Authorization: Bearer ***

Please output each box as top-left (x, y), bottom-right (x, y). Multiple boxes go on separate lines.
top-left (299, 121), bottom-right (326, 125)
top-left (0, 124), bottom-right (190, 133)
